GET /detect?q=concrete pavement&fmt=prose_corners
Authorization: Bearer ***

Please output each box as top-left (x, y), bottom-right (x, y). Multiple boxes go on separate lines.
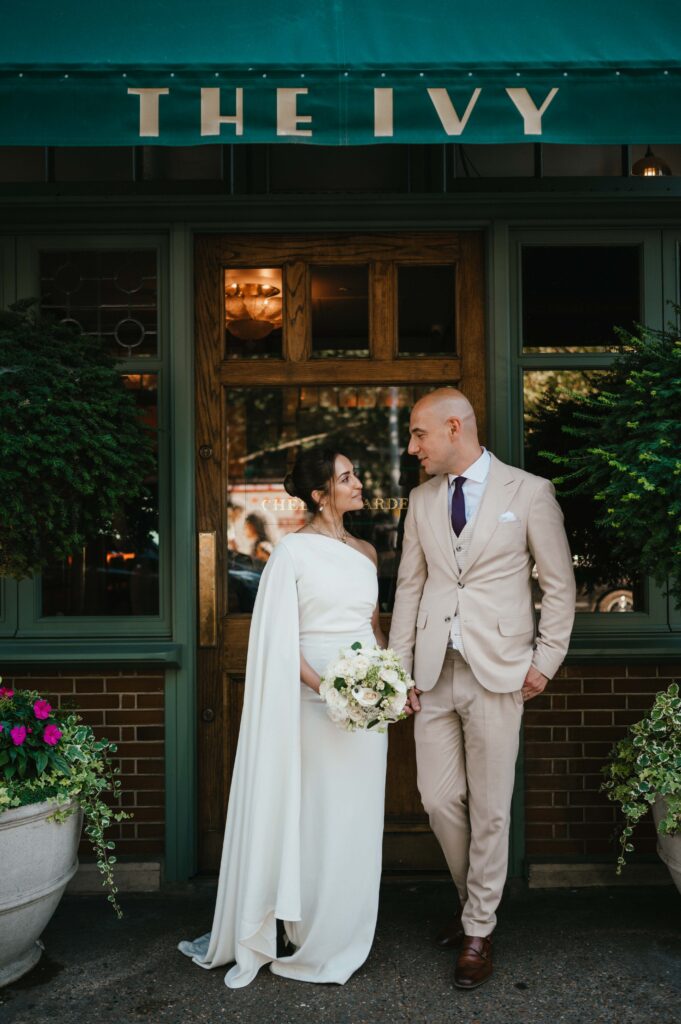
top-left (1, 880), bottom-right (679, 1024)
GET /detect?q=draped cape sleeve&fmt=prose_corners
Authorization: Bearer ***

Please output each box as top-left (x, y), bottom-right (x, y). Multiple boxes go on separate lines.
top-left (178, 539), bottom-right (302, 988)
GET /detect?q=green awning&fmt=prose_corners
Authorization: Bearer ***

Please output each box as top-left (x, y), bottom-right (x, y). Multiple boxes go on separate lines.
top-left (1, 1), bottom-right (681, 146)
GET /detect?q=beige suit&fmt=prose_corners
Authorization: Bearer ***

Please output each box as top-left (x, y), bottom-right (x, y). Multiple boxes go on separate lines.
top-left (389, 454), bottom-right (575, 935)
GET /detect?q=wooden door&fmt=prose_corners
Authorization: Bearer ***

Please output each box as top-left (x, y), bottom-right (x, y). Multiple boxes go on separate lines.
top-left (195, 232), bottom-right (485, 871)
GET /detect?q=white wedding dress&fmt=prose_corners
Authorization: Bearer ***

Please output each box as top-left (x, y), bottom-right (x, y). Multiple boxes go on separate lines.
top-left (179, 532), bottom-right (388, 987)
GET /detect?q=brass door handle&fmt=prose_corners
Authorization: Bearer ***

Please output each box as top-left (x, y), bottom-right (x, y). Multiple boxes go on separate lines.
top-left (198, 531), bottom-right (217, 647)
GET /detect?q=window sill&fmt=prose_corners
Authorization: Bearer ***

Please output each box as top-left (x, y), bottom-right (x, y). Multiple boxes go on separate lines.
top-left (567, 631), bottom-right (681, 662)
top-left (0, 639), bottom-right (182, 668)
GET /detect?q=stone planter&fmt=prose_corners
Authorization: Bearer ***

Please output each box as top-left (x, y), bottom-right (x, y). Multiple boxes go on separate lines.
top-left (653, 797), bottom-right (681, 895)
top-left (0, 799), bottom-right (82, 987)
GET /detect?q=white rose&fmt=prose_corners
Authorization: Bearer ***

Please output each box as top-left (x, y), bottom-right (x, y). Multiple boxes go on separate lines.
top-left (333, 658), bottom-right (353, 679)
top-left (380, 668), bottom-right (399, 686)
top-left (389, 691), bottom-right (408, 714)
top-left (327, 705), bottom-right (347, 723)
top-left (326, 687), bottom-right (348, 709)
top-left (352, 686), bottom-right (381, 707)
top-left (352, 656), bottom-right (371, 678)
top-left (392, 678), bottom-right (408, 694)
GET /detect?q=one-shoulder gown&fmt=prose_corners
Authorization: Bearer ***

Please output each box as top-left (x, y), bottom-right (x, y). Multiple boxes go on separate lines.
top-left (179, 533), bottom-right (388, 987)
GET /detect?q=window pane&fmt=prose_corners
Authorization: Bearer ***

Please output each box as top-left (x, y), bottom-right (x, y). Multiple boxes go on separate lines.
top-left (521, 245), bottom-right (640, 351)
top-left (224, 267), bottom-right (282, 359)
top-left (398, 265), bottom-right (457, 356)
top-left (40, 250), bottom-right (158, 358)
top-left (523, 368), bottom-right (643, 613)
top-left (225, 385), bottom-right (430, 613)
top-left (311, 265), bottom-right (369, 358)
top-left (41, 374), bottom-right (159, 617)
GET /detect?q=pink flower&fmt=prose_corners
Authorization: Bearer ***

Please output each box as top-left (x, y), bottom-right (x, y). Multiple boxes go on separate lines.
top-left (42, 724), bottom-right (63, 746)
top-left (10, 725), bottom-right (27, 746)
top-left (33, 699), bottom-right (52, 720)
top-left (0, 687), bottom-right (14, 699)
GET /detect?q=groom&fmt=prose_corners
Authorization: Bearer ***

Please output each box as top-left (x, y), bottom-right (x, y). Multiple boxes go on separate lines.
top-left (389, 388), bottom-right (575, 990)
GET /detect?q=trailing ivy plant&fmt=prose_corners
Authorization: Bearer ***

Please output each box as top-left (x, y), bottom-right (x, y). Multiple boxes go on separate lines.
top-left (0, 682), bottom-right (130, 917)
top-left (601, 682), bottom-right (681, 871)
top-left (0, 299), bottom-right (155, 580)
top-left (536, 315), bottom-right (681, 607)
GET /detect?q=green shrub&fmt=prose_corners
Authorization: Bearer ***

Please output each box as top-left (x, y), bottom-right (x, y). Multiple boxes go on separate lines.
top-left (0, 300), bottom-right (155, 580)
top-left (601, 683), bottom-right (681, 870)
top-left (538, 317), bottom-right (681, 607)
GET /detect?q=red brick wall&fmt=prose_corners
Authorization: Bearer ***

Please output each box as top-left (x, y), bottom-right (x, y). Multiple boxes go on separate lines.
top-left (1, 666), bottom-right (165, 857)
top-left (524, 662), bottom-right (680, 859)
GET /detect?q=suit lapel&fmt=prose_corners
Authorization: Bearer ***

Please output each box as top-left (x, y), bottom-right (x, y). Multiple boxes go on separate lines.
top-left (461, 455), bottom-right (522, 578)
top-left (424, 474), bottom-right (457, 575)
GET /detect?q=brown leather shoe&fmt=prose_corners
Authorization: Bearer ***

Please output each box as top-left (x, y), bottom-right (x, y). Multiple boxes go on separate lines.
top-left (434, 905), bottom-right (464, 948)
top-left (454, 934), bottom-right (493, 989)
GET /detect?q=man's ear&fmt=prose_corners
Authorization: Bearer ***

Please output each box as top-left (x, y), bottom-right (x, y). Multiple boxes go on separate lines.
top-left (447, 416), bottom-right (462, 438)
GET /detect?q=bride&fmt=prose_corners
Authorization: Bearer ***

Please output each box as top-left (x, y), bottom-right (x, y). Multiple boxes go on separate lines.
top-left (179, 446), bottom-right (389, 987)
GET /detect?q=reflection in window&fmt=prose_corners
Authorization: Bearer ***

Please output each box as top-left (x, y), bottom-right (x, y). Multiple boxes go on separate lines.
top-left (523, 368), bottom-right (642, 613)
top-left (522, 246), bottom-right (640, 351)
top-left (311, 265), bottom-right (369, 358)
top-left (40, 250), bottom-right (158, 358)
top-left (41, 374), bottom-right (160, 617)
top-left (398, 265), bottom-right (457, 356)
top-left (225, 385), bottom-right (431, 612)
top-left (224, 267), bottom-right (283, 360)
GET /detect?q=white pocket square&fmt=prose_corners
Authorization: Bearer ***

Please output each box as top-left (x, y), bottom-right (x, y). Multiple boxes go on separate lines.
top-left (498, 511), bottom-right (519, 523)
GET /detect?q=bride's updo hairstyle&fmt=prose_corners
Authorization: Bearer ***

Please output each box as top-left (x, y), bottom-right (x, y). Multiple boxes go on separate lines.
top-left (284, 446), bottom-right (339, 514)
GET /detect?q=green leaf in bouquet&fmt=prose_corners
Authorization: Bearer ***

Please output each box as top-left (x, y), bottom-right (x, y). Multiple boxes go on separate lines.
top-left (351, 642), bottom-right (362, 650)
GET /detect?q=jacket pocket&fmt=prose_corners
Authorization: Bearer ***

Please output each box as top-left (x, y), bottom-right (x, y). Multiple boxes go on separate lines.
top-left (416, 609), bottom-right (429, 629)
top-left (498, 615), bottom-right (534, 636)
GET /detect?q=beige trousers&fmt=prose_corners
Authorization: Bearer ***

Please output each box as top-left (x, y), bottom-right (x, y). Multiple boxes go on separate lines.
top-left (414, 649), bottom-right (523, 937)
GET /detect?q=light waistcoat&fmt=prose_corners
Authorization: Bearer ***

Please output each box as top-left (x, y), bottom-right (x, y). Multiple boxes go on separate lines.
top-left (446, 447), bottom-right (491, 657)
top-left (447, 511), bottom-right (477, 657)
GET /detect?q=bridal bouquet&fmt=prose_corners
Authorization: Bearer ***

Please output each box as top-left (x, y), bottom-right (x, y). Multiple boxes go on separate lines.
top-left (319, 642), bottom-right (415, 732)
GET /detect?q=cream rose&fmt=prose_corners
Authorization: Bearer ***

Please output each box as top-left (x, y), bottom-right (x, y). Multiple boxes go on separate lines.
top-left (352, 686), bottom-right (381, 707)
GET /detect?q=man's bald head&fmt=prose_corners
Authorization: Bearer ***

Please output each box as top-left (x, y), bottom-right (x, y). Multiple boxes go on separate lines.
top-left (412, 388), bottom-right (477, 432)
top-left (408, 387), bottom-right (482, 476)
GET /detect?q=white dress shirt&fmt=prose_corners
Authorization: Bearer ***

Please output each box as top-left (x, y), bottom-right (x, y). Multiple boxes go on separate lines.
top-left (447, 447), bottom-right (491, 655)
top-left (447, 446), bottom-right (491, 523)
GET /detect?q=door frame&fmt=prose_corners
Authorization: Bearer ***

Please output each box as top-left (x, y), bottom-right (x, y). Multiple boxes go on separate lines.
top-left (194, 230), bottom-right (486, 870)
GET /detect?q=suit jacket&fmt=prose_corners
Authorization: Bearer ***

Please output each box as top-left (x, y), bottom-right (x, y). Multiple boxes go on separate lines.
top-left (388, 454), bottom-right (576, 693)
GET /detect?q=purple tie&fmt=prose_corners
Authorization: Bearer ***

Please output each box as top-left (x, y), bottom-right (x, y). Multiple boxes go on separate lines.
top-left (451, 476), bottom-right (466, 536)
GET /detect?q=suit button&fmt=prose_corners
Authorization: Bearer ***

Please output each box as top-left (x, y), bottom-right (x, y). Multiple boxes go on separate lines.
top-left (457, 581), bottom-right (465, 589)
top-left (456, 545), bottom-right (463, 552)
top-left (444, 616), bottom-right (452, 622)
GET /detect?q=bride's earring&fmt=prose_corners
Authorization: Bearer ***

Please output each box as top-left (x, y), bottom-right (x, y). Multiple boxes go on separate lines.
top-left (319, 504), bottom-right (324, 511)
